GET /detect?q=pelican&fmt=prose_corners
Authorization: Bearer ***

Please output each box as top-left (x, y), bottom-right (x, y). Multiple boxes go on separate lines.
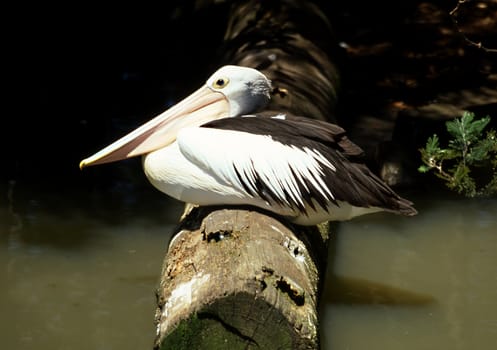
top-left (80, 65), bottom-right (417, 225)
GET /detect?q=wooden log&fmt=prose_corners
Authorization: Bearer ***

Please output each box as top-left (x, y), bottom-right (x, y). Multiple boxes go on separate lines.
top-left (154, 207), bottom-right (330, 349)
top-left (154, 1), bottom-right (339, 349)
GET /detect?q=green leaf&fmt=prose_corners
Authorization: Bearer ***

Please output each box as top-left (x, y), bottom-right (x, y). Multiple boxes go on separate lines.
top-left (485, 130), bottom-right (497, 153)
top-left (450, 163), bottom-right (476, 196)
top-left (425, 134), bottom-right (440, 153)
top-left (467, 114), bottom-right (490, 134)
top-left (419, 110), bottom-right (496, 197)
top-left (469, 139), bottom-right (491, 164)
top-left (418, 165), bottom-right (431, 173)
top-left (446, 112), bottom-right (473, 139)
top-left (446, 148), bottom-right (461, 160)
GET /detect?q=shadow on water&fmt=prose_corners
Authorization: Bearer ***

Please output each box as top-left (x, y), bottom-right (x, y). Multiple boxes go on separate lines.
top-left (323, 202), bottom-right (437, 306)
top-left (1, 165), bottom-right (184, 250)
top-left (324, 275), bottom-right (436, 306)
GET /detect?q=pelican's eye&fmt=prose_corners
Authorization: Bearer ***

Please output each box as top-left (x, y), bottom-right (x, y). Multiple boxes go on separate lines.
top-left (212, 77), bottom-right (229, 89)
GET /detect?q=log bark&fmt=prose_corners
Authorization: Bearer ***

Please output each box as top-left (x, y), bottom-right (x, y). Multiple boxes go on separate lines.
top-left (154, 1), bottom-right (339, 349)
top-left (155, 207), bottom-right (330, 349)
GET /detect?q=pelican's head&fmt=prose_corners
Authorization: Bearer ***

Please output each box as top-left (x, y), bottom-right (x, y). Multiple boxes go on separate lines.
top-left (206, 65), bottom-right (271, 117)
top-left (79, 65), bottom-right (272, 168)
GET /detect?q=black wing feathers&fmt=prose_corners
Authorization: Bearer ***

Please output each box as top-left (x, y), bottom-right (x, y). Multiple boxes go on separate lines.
top-left (202, 115), bottom-right (417, 216)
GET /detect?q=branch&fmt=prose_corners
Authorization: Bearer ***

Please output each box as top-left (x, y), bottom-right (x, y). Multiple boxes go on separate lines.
top-left (449, 0), bottom-right (497, 53)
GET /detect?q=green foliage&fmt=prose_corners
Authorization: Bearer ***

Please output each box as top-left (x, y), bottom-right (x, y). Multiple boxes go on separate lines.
top-left (418, 111), bottom-right (497, 197)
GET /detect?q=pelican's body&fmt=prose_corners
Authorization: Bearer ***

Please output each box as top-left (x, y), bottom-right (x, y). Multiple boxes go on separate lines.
top-left (80, 65), bottom-right (417, 225)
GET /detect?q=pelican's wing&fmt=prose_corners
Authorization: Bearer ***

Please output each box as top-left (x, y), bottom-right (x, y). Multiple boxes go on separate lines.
top-left (207, 113), bottom-right (366, 158)
top-left (178, 116), bottom-right (417, 216)
top-left (176, 126), bottom-right (337, 212)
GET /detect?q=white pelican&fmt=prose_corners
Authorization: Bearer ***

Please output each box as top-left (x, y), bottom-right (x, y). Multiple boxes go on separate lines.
top-left (80, 65), bottom-right (417, 225)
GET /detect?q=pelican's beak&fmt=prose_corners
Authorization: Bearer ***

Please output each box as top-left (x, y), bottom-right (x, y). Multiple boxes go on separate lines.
top-left (79, 86), bottom-right (228, 169)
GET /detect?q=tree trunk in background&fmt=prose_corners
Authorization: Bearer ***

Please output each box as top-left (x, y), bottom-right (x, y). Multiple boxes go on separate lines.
top-left (154, 1), bottom-right (340, 349)
top-left (220, 0), bottom-right (339, 122)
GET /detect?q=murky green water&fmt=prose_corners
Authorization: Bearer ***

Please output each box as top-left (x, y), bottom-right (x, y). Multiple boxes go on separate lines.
top-left (322, 196), bottom-right (497, 350)
top-left (1, 183), bottom-right (496, 349)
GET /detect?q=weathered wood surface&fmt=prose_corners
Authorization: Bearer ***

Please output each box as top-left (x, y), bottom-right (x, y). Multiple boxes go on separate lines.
top-left (155, 207), bottom-right (330, 349)
top-left (154, 1), bottom-right (339, 349)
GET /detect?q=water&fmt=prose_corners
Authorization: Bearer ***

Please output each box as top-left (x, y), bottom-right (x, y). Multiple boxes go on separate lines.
top-left (1, 224), bottom-right (167, 350)
top-left (1, 182), bottom-right (496, 349)
top-left (321, 196), bottom-right (497, 350)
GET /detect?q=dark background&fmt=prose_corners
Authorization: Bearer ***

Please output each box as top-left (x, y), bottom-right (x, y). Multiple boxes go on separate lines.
top-left (4, 1), bottom-right (496, 197)
top-left (6, 3), bottom-right (226, 189)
